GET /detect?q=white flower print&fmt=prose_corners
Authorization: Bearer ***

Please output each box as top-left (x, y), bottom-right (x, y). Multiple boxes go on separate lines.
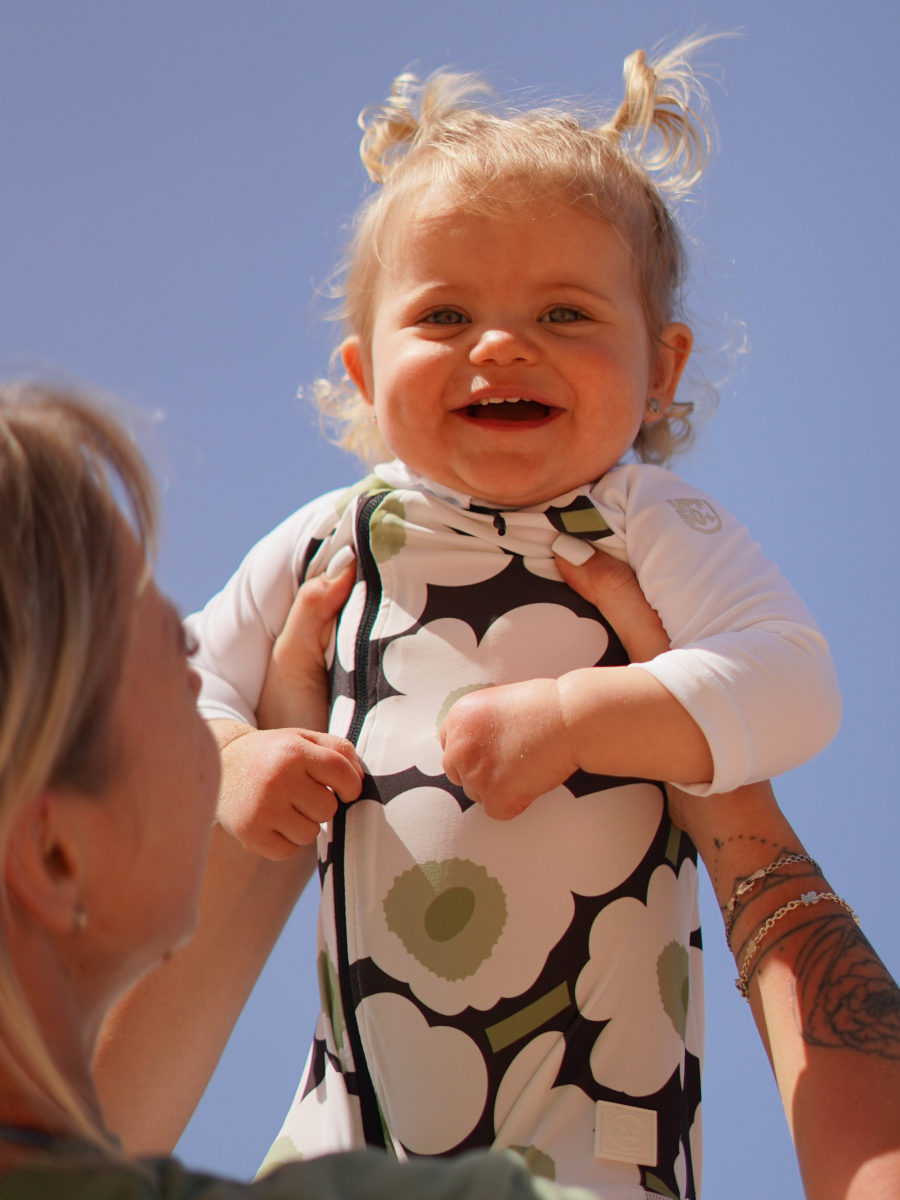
top-left (272, 1042), bottom-right (362, 1162)
top-left (358, 604), bottom-right (609, 776)
top-left (346, 783), bottom-right (664, 1015)
top-left (493, 1032), bottom-right (643, 1194)
top-left (368, 493), bottom-right (512, 640)
top-left (357, 992), bottom-right (488, 1155)
top-left (575, 860), bottom-right (701, 1097)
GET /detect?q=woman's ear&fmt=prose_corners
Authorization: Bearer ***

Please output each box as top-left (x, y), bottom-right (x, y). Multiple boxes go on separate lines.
top-left (652, 323), bottom-right (693, 413)
top-left (5, 792), bottom-right (86, 934)
top-left (340, 335), bottom-right (374, 408)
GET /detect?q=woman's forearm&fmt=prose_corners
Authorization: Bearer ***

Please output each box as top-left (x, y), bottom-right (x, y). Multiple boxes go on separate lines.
top-left (670, 782), bottom-right (900, 1200)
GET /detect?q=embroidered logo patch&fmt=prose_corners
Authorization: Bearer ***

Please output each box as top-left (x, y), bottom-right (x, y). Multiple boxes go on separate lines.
top-left (595, 1100), bottom-right (657, 1166)
top-left (666, 497), bottom-right (722, 534)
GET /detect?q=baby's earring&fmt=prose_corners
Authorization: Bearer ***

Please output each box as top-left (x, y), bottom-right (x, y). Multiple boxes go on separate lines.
top-left (647, 397), bottom-right (662, 415)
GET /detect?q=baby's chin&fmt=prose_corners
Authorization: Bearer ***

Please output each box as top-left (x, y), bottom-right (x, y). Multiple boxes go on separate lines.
top-left (419, 457), bottom-right (598, 510)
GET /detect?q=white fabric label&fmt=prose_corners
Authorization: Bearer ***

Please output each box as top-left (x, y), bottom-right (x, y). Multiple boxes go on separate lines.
top-left (594, 1100), bottom-right (657, 1166)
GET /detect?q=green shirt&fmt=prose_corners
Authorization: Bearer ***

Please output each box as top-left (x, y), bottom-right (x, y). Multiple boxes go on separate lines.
top-left (0, 1141), bottom-right (599, 1200)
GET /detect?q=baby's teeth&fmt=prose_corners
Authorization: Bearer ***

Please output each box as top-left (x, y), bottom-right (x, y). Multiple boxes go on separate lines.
top-left (475, 396), bottom-right (526, 405)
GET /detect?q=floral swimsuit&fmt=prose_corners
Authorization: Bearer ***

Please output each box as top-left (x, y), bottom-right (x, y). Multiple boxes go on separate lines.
top-left (262, 475), bottom-right (704, 1200)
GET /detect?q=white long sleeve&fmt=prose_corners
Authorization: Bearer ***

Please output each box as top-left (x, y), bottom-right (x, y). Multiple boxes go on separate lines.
top-left (589, 464), bottom-right (841, 794)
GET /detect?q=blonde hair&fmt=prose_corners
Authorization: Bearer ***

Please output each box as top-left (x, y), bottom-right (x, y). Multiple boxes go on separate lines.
top-left (0, 383), bottom-right (156, 1145)
top-left (314, 36), bottom-right (717, 470)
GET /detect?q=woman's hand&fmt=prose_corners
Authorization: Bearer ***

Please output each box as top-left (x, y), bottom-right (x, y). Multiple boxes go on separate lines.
top-left (556, 549), bottom-right (670, 662)
top-left (256, 559), bottom-right (356, 732)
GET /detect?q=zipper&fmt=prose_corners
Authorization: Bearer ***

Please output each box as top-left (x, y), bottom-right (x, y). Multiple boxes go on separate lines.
top-left (469, 503), bottom-right (507, 536)
top-left (333, 490), bottom-right (388, 1149)
top-left (347, 490), bottom-right (387, 744)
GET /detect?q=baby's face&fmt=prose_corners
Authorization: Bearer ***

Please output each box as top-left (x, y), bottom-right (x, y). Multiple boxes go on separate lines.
top-left (344, 201), bottom-right (689, 507)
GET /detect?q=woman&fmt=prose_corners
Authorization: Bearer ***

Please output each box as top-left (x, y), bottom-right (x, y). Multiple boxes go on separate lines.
top-left (0, 384), bottom-right (898, 1199)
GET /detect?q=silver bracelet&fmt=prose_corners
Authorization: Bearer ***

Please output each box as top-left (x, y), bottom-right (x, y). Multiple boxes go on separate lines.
top-left (724, 853), bottom-right (820, 948)
top-left (735, 891), bottom-right (860, 999)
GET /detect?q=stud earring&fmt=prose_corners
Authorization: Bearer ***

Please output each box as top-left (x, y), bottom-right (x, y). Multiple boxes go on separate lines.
top-left (647, 397), bottom-right (662, 415)
top-left (72, 904), bottom-right (88, 931)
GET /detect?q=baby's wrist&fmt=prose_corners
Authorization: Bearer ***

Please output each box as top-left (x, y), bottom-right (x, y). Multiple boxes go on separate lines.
top-left (555, 669), bottom-right (599, 773)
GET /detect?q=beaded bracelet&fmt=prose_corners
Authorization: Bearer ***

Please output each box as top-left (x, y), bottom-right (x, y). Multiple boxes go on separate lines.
top-left (724, 853), bottom-right (820, 948)
top-left (735, 891), bottom-right (860, 999)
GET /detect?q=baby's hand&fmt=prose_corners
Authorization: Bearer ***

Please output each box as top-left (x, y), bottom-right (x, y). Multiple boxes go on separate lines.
top-left (257, 554), bottom-right (356, 733)
top-left (439, 679), bottom-right (578, 820)
top-left (217, 727), bottom-right (364, 859)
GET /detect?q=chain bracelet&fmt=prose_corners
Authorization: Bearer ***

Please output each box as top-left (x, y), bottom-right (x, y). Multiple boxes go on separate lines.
top-left (735, 891), bottom-right (860, 999)
top-left (724, 854), bottom-right (820, 949)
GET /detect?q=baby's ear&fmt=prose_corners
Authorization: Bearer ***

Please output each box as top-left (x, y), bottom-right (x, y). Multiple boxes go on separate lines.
top-left (339, 335), bottom-right (373, 405)
top-left (653, 322), bottom-right (693, 407)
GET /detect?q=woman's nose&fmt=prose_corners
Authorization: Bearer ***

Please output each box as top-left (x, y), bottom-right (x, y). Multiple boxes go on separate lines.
top-left (469, 325), bottom-right (538, 366)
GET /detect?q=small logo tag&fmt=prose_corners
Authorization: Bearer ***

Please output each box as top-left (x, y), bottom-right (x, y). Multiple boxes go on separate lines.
top-left (595, 1100), bottom-right (657, 1166)
top-left (667, 497), bottom-right (722, 534)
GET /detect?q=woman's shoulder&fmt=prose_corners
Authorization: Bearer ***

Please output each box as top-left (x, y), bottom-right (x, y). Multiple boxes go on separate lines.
top-left (0, 1144), bottom-right (236, 1200)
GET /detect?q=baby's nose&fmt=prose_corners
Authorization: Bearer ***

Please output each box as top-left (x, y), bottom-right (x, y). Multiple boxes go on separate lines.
top-left (470, 325), bottom-right (537, 365)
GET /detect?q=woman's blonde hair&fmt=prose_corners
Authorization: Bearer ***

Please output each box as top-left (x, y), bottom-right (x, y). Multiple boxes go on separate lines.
top-left (0, 383), bottom-right (156, 1145)
top-left (314, 36), bottom-right (717, 469)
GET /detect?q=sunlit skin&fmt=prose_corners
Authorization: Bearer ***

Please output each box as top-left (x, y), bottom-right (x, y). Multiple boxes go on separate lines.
top-left (342, 199), bottom-right (692, 508)
top-left (0, 536), bottom-right (220, 1137)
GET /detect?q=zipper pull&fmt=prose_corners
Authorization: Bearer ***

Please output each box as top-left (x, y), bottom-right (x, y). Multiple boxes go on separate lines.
top-left (492, 512), bottom-right (507, 536)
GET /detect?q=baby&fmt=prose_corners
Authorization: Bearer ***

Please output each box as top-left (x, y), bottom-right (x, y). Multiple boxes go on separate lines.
top-left (189, 41), bottom-right (840, 1200)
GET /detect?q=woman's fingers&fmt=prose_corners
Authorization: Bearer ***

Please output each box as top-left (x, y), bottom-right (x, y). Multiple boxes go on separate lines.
top-left (278, 560), bottom-right (356, 658)
top-left (557, 551), bottom-right (670, 663)
top-left (556, 546), bottom-right (638, 602)
top-left (258, 563), bottom-right (357, 731)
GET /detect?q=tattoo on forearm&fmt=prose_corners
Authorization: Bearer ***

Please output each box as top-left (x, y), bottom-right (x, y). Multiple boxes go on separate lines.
top-left (791, 916), bottom-right (900, 1058)
top-left (711, 832), bottom-right (782, 896)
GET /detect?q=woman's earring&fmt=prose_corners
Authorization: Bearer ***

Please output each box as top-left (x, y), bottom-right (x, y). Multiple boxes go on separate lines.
top-left (72, 904), bottom-right (88, 931)
top-left (647, 397), bottom-right (662, 415)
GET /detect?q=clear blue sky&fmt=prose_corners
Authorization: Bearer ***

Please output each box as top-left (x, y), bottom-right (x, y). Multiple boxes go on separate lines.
top-left (1, 3), bottom-right (898, 1196)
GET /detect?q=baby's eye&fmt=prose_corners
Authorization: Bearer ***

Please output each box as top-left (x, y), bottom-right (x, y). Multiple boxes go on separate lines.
top-left (541, 306), bottom-right (587, 324)
top-left (422, 308), bottom-right (468, 326)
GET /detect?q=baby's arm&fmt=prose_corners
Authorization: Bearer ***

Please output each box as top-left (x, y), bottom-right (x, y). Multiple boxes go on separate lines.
top-left (443, 466), bottom-right (841, 817)
top-left (440, 551), bottom-right (712, 819)
top-left (215, 561), bottom-right (363, 859)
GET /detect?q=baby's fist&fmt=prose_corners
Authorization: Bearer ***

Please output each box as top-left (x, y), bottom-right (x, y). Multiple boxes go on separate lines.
top-left (218, 727), bottom-right (363, 859)
top-left (439, 679), bottom-right (578, 820)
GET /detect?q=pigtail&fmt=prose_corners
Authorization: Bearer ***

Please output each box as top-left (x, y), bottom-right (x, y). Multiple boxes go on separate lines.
top-left (603, 35), bottom-right (717, 195)
top-left (359, 75), bottom-right (422, 183)
top-left (359, 71), bottom-right (494, 183)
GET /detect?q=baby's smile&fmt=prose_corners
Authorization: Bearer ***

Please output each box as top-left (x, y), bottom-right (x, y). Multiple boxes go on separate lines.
top-left (463, 397), bottom-right (555, 422)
